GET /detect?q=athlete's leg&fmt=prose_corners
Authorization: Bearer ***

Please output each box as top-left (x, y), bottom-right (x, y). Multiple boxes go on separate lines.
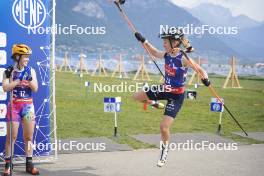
top-left (5, 122), bottom-right (20, 157)
top-left (22, 118), bottom-right (35, 157)
top-left (157, 116), bottom-right (175, 167)
top-left (160, 116), bottom-right (174, 143)
top-left (133, 90), bottom-right (150, 103)
top-left (133, 88), bottom-right (165, 109)
top-left (157, 116), bottom-right (174, 167)
top-left (4, 109), bottom-right (20, 176)
top-left (157, 94), bottom-right (185, 167)
top-left (22, 104), bottom-right (39, 175)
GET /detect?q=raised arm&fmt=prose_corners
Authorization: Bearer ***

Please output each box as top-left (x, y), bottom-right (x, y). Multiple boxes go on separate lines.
top-left (134, 32), bottom-right (165, 59)
top-left (182, 55), bottom-right (211, 87)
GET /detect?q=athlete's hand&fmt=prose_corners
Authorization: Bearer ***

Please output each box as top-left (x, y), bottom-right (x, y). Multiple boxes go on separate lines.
top-left (13, 79), bottom-right (21, 86)
top-left (201, 78), bottom-right (211, 87)
top-left (135, 32), bottom-right (146, 43)
top-left (5, 66), bottom-right (14, 79)
top-left (185, 46), bottom-right (194, 53)
top-left (115, 0), bottom-right (125, 4)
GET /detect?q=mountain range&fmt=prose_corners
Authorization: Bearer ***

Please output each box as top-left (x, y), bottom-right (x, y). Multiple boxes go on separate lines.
top-left (187, 3), bottom-right (264, 62)
top-left (55, 0), bottom-right (264, 64)
top-left (188, 3), bottom-right (261, 29)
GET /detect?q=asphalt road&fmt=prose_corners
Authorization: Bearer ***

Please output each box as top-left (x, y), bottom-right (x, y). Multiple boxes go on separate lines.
top-left (8, 144), bottom-right (264, 176)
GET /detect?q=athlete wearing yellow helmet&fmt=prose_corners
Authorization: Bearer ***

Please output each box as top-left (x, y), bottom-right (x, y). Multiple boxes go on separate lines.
top-left (12, 44), bottom-right (32, 56)
top-left (2, 44), bottom-right (39, 175)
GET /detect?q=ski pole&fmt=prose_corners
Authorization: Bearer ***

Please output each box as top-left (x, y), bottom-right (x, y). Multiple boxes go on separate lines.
top-left (181, 50), bottom-right (248, 136)
top-left (114, 0), bottom-right (165, 78)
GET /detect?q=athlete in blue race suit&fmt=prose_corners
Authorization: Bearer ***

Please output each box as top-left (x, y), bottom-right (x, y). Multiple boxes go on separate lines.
top-left (133, 30), bottom-right (210, 167)
top-left (2, 44), bottom-right (39, 175)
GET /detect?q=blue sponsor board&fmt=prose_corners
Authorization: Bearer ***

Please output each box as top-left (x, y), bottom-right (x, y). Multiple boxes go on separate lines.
top-left (210, 98), bottom-right (224, 112)
top-left (0, 0), bottom-right (51, 158)
top-left (104, 97), bottom-right (121, 112)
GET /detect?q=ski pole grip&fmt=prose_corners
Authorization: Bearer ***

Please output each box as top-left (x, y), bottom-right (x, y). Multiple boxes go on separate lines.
top-left (114, 1), bottom-right (122, 12)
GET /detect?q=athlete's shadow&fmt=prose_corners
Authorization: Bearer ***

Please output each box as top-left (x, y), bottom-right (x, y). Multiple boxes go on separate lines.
top-left (9, 165), bottom-right (99, 176)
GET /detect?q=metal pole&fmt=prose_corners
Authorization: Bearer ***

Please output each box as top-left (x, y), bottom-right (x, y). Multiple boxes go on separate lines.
top-left (52, 0), bottom-right (58, 159)
top-left (217, 111), bottom-right (223, 135)
top-left (114, 111), bottom-right (117, 137)
top-left (9, 90), bottom-right (13, 176)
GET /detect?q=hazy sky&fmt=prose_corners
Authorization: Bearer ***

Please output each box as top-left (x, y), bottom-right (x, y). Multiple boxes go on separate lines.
top-left (170, 0), bottom-right (264, 22)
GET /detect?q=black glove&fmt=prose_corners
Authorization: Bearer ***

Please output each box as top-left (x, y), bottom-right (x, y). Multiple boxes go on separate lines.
top-left (135, 32), bottom-right (146, 43)
top-left (201, 78), bottom-right (211, 87)
top-left (4, 66), bottom-right (14, 79)
top-left (185, 46), bottom-right (194, 53)
top-left (119, 0), bottom-right (125, 4)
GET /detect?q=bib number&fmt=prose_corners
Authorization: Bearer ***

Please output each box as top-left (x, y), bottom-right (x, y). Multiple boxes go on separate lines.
top-left (20, 91), bottom-right (26, 97)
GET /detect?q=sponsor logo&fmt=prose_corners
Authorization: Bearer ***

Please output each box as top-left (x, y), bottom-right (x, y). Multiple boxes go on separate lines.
top-left (12, 0), bottom-right (47, 29)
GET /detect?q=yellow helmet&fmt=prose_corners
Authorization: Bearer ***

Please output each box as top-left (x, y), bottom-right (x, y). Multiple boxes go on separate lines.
top-left (12, 44), bottom-right (32, 59)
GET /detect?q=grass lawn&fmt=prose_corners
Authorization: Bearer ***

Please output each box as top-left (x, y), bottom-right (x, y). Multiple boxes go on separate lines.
top-left (55, 71), bottom-right (264, 148)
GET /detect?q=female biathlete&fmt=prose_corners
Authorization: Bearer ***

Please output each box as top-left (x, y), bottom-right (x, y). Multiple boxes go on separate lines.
top-left (133, 31), bottom-right (211, 167)
top-left (2, 44), bottom-right (39, 175)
